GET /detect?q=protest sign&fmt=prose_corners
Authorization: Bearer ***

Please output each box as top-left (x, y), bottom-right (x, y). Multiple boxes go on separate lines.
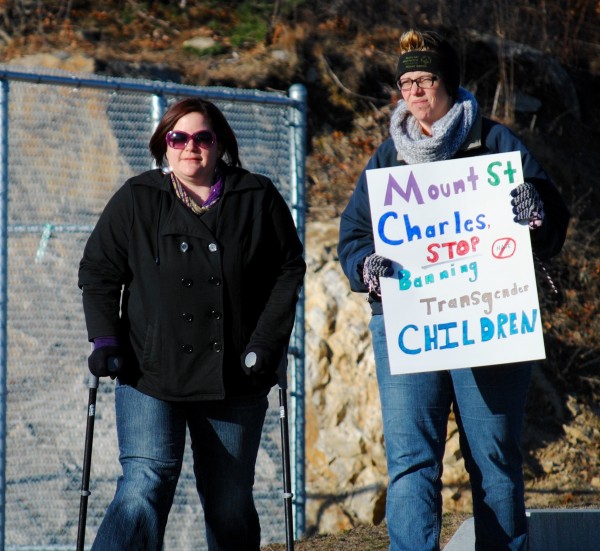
top-left (367, 151), bottom-right (545, 374)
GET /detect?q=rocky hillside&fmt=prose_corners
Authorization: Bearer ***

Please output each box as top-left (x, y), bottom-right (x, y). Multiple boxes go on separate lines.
top-left (1, 0), bottom-right (598, 544)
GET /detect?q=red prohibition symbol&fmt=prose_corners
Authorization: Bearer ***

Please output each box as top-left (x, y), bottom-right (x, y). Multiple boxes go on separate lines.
top-left (492, 237), bottom-right (517, 259)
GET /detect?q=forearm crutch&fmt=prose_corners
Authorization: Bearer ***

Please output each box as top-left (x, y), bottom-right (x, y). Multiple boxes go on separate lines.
top-left (76, 356), bottom-right (121, 551)
top-left (76, 372), bottom-right (99, 551)
top-left (277, 355), bottom-right (295, 551)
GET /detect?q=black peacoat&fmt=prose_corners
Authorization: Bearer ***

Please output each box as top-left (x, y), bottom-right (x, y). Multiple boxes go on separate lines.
top-left (78, 165), bottom-right (306, 401)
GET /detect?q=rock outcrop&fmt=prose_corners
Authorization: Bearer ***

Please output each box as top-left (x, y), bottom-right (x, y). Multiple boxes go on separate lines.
top-left (304, 219), bottom-right (471, 534)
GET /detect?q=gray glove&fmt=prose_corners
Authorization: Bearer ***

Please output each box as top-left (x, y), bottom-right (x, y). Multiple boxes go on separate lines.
top-left (511, 182), bottom-right (545, 229)
top-left (362, 253), bottom-right (394, 297)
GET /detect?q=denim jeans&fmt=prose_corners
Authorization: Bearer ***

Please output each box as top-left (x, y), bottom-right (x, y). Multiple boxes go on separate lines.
top-left (91, 384), bottom-right (268, 551)
top-left (369, 315), bottom-right (531, 551)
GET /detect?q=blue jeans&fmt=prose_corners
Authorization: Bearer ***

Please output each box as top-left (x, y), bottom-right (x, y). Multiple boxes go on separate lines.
top-left (369, 315), bottom-right (530, 551)
top-left (91, 384), bottom-right (268, 551)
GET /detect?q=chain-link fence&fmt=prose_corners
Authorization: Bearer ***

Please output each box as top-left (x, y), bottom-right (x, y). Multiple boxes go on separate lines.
top-left (0, 66), bottom-right (306, 550)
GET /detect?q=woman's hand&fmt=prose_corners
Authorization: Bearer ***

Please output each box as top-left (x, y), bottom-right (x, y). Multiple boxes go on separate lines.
top-left (88, 346), bottom-right (123, 379)
top-left (362, 253), bottom-right (394, 297)
top-left (242, 346), bottom-right (278, 377)
top-left (511, 182), bottom-right (545, 229)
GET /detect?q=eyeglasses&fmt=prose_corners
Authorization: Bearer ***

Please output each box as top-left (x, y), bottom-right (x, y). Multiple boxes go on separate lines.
top-left (166, 129), bottom-right (216, 150)
top-left (397, 75), bottom-right (438, 92)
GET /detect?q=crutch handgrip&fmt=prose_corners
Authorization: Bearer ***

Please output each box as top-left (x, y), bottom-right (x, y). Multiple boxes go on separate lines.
top-left (107, 355), bottom-right (123, 374)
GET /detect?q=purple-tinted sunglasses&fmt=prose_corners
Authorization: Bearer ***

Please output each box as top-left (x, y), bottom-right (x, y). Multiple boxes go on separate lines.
top-left (166, 129), bottom-right (216, 150)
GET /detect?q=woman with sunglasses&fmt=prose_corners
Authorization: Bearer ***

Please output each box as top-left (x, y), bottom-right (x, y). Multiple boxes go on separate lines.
top-left (78, 97), bottom-right (306, 550)
top-left (338, 30), bottom-right (569, 550)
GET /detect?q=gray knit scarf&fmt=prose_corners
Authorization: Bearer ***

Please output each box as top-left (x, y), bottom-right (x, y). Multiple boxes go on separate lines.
top-left (389, 87), bottom-right (478, 164)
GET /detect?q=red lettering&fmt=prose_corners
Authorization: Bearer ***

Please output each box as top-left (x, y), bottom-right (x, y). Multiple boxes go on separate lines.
top-left (426, 236), bottom-right (481, 263)
top-left (426, 243), bottom-right (440, 263)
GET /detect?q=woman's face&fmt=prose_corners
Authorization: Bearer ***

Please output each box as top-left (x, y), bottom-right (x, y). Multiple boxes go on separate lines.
top-left (165, 111), bottom-right (220, 187)
top-left (400, 71), bottom-right (453, 135)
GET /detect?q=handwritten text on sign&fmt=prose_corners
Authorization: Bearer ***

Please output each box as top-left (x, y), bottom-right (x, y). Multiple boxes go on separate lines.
top-left (367, 152), bottom-right (545, 374)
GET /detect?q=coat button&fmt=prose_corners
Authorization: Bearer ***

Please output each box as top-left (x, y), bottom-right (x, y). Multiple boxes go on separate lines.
top-left (182, 312), bottom-right (194, 322)
top-left (210, 310), bottom-right (222, 320)
top-left (180, 241), bottom-right (189, 253)
top-left (181, 344), bottom-right (194, 354)
top-left (208, 243), bottom-right (218, 253)
top-left (181, 278), bottom-right (193, 287)
top-left (208, 276), bottom-right (221, 286)
top-left (212, 342), bottom-right (223, 352)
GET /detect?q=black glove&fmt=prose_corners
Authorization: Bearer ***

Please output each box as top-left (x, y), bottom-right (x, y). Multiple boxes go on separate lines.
top-left (362, 253), bottom-right (394, 297)
top-left (511, 182), bottom-right (545, 229)
top-left (241, 345), bottom-right (279, 377)
top-left (88, 346), bottom-right (123, 379)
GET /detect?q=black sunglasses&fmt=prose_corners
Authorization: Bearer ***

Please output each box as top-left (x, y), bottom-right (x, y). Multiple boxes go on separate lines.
top-left (166, 129), bottom-right (216, 150)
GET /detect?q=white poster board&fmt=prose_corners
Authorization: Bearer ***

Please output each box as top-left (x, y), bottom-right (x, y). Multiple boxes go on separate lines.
top-left (367, 151), bottom-right (545, 374)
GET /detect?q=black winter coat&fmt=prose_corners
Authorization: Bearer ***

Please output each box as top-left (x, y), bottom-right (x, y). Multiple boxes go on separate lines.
top-left (78, 166), bottom-right (306, 401)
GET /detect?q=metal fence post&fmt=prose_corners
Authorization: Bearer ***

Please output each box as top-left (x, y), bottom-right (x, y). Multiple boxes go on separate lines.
top-left (288, 83), bottom-right (307, 539)
top-left (151, 94), bottom-right (168, 168)
top-left (0, 77), bottom-right (9, 551)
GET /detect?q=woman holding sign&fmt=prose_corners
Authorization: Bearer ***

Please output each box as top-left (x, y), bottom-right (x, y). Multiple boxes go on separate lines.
top-left (338, 30), bottom-right (569, 551)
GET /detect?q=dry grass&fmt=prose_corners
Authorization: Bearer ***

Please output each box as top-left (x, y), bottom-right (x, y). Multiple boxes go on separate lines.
top-left (261, 512), bottom-right (472, 550)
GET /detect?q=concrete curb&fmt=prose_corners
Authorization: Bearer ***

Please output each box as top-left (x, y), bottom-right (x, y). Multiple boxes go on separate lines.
top-left (444, 509), bottom-right (600, 550)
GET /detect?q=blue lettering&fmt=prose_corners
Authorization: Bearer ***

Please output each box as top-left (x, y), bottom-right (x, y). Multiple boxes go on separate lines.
top-left (378, 212), bottom-right (404, 246)
top-left (497, 313), bottom-right (509, 338)
top-left (424, 325), bottom-right (438, 351)
top-left (399, 324), bottom-right (420, 354)
top-left (509, 312), bottom-right (518, 335)
top-left (404, 214), bottom-right (422, 242)
top-left (439, 322), bottom-right (459, 350)
top-left (480, 317), bottom-right (495, 341)
top-left (521, 309), bottom-right (537, 333)
top-left (399, 269), bottom-right (411, 290)
top-left (462, 320), bottom-right (475, 345)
